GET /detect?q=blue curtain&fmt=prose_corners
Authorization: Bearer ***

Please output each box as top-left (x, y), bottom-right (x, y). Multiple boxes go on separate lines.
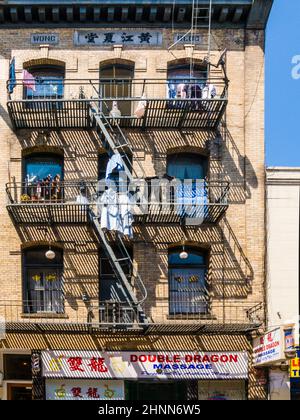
top-left (167, 154), bottom-right (208, 218)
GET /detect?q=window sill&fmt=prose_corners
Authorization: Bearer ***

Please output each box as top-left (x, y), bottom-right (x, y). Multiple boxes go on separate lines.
top-left (20, 313), bottom-right (68, 319)
top-left (167, 314), bottom-right (216, 321)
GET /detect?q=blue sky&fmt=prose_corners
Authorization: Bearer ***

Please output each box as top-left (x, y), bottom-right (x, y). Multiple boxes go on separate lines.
top-left (265, 0), bottom-right (300, 166)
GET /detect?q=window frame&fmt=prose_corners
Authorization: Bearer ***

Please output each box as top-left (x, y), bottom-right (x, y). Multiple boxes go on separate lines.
top-left (22, 247), bottom-right (64, 314)
top-left (168, 248), bottom-right (209, 316)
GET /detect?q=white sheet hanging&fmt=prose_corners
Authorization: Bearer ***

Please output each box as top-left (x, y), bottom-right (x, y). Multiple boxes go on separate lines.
top-left (100, 188), bottom-right (121, 232)
top-left (105, 154), bottom-right (125, 179)
top-left (118, 192), bottom-right (134, 238)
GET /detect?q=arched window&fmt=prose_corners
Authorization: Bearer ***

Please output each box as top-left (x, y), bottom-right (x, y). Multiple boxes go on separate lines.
top-left (168, 248), bottom-right (208, 315)
top-left (167, 63), bottom-right (209, 110)
top-left (167, 152), bottom-right (208, 219)
top-left (23, 247), bottom-right (64, 314)
top-left (99, 61), bottom-right (134, 116)
top-left (23, 64), bottom-right (65, 100)
top-left (23, 152), bottom-right (63, 201)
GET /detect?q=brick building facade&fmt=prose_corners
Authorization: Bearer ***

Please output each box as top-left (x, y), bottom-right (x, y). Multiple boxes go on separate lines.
top-left (0, 1), bottom-right (272, 400)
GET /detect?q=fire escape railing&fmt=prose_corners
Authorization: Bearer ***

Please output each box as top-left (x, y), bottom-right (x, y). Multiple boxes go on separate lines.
top-left (7, 77), bottom-right (228, 130)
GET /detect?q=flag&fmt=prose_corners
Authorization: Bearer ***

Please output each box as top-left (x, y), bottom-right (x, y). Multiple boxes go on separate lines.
top-left (8, 57), bottom-right (16, 94)
top-left (22, 69), bottom-right (36, 91)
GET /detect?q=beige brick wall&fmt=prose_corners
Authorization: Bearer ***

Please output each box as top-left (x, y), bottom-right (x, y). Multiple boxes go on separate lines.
top-left (0, 27), bottom-right (266, 398)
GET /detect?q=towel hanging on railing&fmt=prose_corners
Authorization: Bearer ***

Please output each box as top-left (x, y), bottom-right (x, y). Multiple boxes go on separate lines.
top-left (22, 69), bottom-right (36, 91)
top-left (105, 154), bottom-right (125, 179)
top-left (109, 101), bottom-right (122, 118)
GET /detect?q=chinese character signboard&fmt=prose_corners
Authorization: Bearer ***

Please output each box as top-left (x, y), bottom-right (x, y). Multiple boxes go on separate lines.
top-left (45, 379), bottom-right (124, 400)
top-left (253, 328), bottom-right (285, 366)
top-left (42, 351), bottom-right (248, 380)
top-left (74, 31), bottom-right (162, 46)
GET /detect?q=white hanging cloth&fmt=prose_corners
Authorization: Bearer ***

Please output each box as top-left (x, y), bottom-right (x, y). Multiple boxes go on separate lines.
top-left (134, 95), bottom-right (147, 118)
top-left (100, 188), bottom-right (121, 232)
top-left (76, 194), bottom-right (89, 204)
top-left (105, 154), bottom-right (125, 179)
top-left (109, 101), bottom-right (122, 118)
top-left (118, 192), bottom-right (134, 238)
top-left (202, 84), bottom-right (217, 99)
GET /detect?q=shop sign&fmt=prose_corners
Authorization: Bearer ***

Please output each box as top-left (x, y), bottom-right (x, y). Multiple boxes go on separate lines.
top-left (253, 328), bottom-right (285, 366)
top-left (42, 350), bottom-right (248, 380)
top-left (284, 328), bottom-right (295, 351)
top-left (74, 31), bottom-right (162, 46)
top-left (45, 379), bottom-right (124, 400)
top-left (31, 33), bottom-right (59, 45)
top-left (174, 33), bottom-right (202, 44)
top-left (290, 357), bottom-right (300, 378)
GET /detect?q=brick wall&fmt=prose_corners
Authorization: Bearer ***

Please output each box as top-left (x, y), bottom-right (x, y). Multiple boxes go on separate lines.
top-left (0, 26), bottom-right (266, 398)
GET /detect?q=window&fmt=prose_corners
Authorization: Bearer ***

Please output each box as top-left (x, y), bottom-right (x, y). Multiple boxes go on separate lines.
top-left (167, 153), bottom-right (207, 180)
top-left (168, 248), bottom-right (208, 315)
top-left (3, 354), bottom-right (31, 380)
top-left (167, 153), bottom-right (208, 218)
top-left (24, 65), bottom-right (64, 100)
top-left (23, 247), bottom-right (64, 314)
top-left (99, 248), bottom-right (133, 324)
top-left (99, 248), bottom-right (132, 303)
top-left (99, 62), bottom-right (134, 116)
top-left (167, 63), bottom-right (208, 109)
top-left (23, 153), bottom-right (63, 202)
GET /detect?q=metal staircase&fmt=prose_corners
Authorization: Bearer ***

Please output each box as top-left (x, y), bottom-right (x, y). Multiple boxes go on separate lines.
top-left (87, 99), bottom-right (148, 327)
top-left (89, 207), bottom-right (148, 326)
top-left (89, 100), bottom-right (145, 180)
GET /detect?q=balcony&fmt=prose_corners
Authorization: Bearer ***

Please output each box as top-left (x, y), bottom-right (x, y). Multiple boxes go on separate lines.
top-left (7, 78), bottom-right (228, 131)
top-left (6, 180), bottom-right (229, 226)
top-left (0, 300), bottom-right (264, 335)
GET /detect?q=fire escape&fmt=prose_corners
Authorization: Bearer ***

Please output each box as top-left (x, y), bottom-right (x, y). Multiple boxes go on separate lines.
top-left (2, 2), bottom-right (264, 334)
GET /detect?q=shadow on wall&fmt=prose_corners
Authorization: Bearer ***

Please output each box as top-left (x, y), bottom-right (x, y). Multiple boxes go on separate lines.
top-left (11, 128), bottom-right (104, 182)
top-left (219, 123), bottom-right (258, 203)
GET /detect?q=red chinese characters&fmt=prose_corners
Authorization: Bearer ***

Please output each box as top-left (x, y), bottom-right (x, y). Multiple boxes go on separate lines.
top-left (88, 357), bottom-right (108, 373)
top-left (67, 357), bottom-right (84, 372)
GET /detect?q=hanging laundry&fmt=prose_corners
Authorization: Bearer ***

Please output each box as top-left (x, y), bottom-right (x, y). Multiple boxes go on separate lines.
top-left (118, 192), bottom-right (134, 238)
top-left (100, 187), bottom-right (121, 232)
top-left (8, 58), bottom-right (16, 94)
top-left (105, 154), bottom-right (124, 179)
top-left (109, 101), bottom-right (122, 118)
top-left (134, 95), bottom-right (147, 118)
top-left (76, 194), bottom-right (89, 204)
top-left (176, 179), bottom-right (208, 220)
top-left (176, 83), bottom-right (187, 99)
top-left (202, 84), bottom-right (217, 99)
top-left (22, 69), bottom-right (36, 91)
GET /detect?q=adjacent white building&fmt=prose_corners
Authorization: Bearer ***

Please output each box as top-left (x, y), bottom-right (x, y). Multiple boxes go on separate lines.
top-left (266, 167), bottom-right (300, 400)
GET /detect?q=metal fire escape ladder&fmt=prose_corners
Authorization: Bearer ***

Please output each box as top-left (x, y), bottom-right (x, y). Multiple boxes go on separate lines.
top-left (89, 100), bottom-right (146, 181)
top-left (88, 207), bottom-right (148, 325)
top-left (87, 86), bottom-right (148, 325)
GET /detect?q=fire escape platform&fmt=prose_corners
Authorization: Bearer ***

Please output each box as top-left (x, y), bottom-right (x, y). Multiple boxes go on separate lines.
top-left (7, 203), bottom-right (89, 225)
top-left (3, 321), bottom-right (262, 335)
top-left (7, 98), bottom-right (227, 131)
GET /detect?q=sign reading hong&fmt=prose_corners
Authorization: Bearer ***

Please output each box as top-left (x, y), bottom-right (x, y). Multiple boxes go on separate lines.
top-left (42, 351), bottom-right (248, 380)
top-left (74, 31), bottom-right (162, 46)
